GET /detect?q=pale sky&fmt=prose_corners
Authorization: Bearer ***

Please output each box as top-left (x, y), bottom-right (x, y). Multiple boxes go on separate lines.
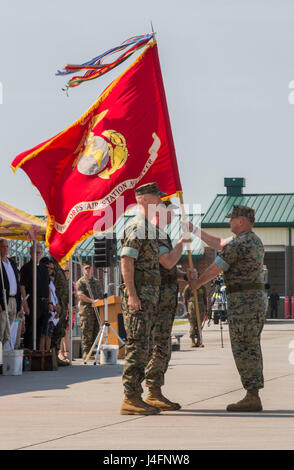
top-left (1, 0), bottom-right (294, 216)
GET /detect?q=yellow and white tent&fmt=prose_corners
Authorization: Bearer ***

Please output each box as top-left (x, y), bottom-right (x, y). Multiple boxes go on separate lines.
top-left (0, 201), bottom-right (46, 240)
top-left (0, 201), bottom-right (46, 351)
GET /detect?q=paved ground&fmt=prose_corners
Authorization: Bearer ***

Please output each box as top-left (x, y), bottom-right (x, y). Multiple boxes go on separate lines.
top-left (1, 319), bottom-right (294, 451)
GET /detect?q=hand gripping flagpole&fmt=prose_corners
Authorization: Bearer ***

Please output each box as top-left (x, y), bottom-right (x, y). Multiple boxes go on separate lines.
top-left (178, 192), bottom-right (204, 347)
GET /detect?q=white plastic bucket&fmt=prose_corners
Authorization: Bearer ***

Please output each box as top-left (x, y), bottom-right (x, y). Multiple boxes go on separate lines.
top-left (3, 349), bottom-right (23, 375)
top-left (100, 344), bottom-right (118, 365)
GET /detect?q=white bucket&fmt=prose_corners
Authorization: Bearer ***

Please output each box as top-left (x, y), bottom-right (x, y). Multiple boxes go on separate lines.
top-left (3, 349), bottom-right (23, 376)
top-left (100, 344), bottom-right (118, 365)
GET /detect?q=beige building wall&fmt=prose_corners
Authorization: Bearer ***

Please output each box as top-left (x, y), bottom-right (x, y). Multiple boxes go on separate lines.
top-left (200, 226), bottom-right (291, 314)
top-left (202, 227), bottom-right (290, 248)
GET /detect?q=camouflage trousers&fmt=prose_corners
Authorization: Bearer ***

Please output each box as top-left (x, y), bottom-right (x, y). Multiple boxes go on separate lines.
top-left (227, 290), bottom-right (268, 390)
top-left (145, 283), bottom-right (178, 388)
top-left (122, 285), bottom-right (160, 395)
top-left (187, 301), bottom-right (205, 339)
top-left (79, 309), bottom-right (100, 353)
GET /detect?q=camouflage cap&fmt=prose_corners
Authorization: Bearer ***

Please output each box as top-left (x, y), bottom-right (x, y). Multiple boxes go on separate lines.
top-left (225, 205), bottom-right (255, 223)
top-left (135, 182), bottom-right (166, 197)
top-left (82, 262), bottom-right (92, 268)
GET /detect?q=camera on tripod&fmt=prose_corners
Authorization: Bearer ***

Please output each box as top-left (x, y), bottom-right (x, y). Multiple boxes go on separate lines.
top-left (209, 275), bottom-right (228, 325)
top-left (211, 278), bottom-right (222, 286)
top-left (213, 310), bottom-right (227, 325)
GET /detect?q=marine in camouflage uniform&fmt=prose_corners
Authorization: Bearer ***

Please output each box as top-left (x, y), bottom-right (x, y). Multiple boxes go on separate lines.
top-left (188, 205), bottom-right (268, 412)
top-left (215, 207), bottom-right (268, 410)
top-left (183, 284), bottom-right (207, 347)
top-left (120, 182), bottom-right (165, 416)
top-left (121, 214), bottom-right (160, 396)
top-left (76, 264), bottom-right (103, 357)
top-left (144, 204), bottom-right (183, 410)
top-left (145, 230), bottom-right (178, 387)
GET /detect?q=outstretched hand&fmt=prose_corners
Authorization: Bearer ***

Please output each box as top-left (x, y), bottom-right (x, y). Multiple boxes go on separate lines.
top-left (179, 235), bottom-right (193, 245)
top-left (186, 268), bottom-right (198, 281)
top-left (189, 279), bottom-right (201, 291)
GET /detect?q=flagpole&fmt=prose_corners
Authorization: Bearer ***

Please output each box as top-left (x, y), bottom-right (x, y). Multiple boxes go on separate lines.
top-left (33, 240), bottom-right (37, 350)
top-left (150, 21), bottom-right (156, 37)
top-left (69, 256), bottom-right (73, 365)
top-left (178, 192), bottom-right (204, 347)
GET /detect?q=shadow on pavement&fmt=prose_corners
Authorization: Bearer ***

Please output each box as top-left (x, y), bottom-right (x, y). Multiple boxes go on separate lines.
top-left (175, 409), bottom-right (294, 418)
top-left (0, 363), bottom-right (124, 397)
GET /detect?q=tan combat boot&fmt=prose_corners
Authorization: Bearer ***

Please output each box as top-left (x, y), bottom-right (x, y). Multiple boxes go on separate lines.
top-left (120, 393), bottom-right (160, 415)
top-left (226, 389), bottom-right (263, 412)
top-left (190, 337), bottom-right (197, 348)
top-left (83, 352), bottom-right (96, 361)
top-left (195, 336), bottom-right (204, 348)
top-left (145, 387), bottom-right (181, 411)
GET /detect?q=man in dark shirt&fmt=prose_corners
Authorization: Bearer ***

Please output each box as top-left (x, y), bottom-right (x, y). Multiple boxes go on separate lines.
top-left (20, 243), bottom-right (50, 350)
top-left (269, 289), bottom-right (280, 318)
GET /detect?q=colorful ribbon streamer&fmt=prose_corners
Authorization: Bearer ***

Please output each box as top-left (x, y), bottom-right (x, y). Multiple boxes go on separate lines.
top-left (56, 34), bottom-right (154, 89)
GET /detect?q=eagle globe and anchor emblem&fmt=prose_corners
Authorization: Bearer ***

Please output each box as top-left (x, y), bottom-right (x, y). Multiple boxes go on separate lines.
top-left (77, 115), bottom-right (129, 179)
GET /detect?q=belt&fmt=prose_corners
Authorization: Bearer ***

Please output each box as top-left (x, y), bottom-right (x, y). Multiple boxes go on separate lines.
top-left (9, 295), bottom-right (16, 297)
top-left (226, 282), bottom-right (265, 294)
top-left (161, 275), bottom-right (178, 285)
top-left (134, 271), bottom-right (161, 286)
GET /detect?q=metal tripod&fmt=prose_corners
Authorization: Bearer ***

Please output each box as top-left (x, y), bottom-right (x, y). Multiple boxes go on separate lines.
top-left (208, 278), bottom-right (227, 349)
top-left (84, 267), bottom-right (125, 365)
top-left (218, 315), bottom-right (225, 349)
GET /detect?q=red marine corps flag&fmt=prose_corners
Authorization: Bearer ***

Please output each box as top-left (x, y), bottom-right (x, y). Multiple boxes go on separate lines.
top-left (11, 39), bottom-right (182, 263)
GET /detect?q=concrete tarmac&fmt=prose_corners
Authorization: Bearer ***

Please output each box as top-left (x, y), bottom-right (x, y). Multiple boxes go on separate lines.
top-left (1, 320), bottom-right (294, 451)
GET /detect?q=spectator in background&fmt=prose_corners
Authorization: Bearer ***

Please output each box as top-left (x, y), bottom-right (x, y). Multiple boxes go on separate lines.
top-left (184, 282), bottom-right (207, 347)
top-left (50, 257), bottom-right (70, 366)
top-left (59, 265), bottom-right (78, 361)
top-left (76, 263), bottom-right (103, 360)
top-left (39, 257), bottom-right (61, 352)
top-left (269, 288), bottom-right (280, 319)
top-left (40, 258), bottom-right (60, 310)
top-left (0, 239), bottom-right (23, 347)
top-left (39, 301), bottom-right (59, 351)
top-left (20, 244), bottom-right (50, 350)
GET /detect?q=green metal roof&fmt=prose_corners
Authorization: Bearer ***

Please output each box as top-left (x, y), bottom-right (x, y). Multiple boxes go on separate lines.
top-left (76, 213), bottom-right (204, 260)
top-left (202, 194), bottom-right (294, 228)
top-left (8, 213), bottom-right (204, 261)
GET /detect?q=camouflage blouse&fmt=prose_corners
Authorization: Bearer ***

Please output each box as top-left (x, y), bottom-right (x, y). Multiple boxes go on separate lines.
top-left (156, 228), bottom-right (177, 284)
top-left (120, 213), bottom-right (161, 285)
top-left (215, 230), bottom-right (265, 285)
top-left (76, 276), bottom-right (103, 307)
